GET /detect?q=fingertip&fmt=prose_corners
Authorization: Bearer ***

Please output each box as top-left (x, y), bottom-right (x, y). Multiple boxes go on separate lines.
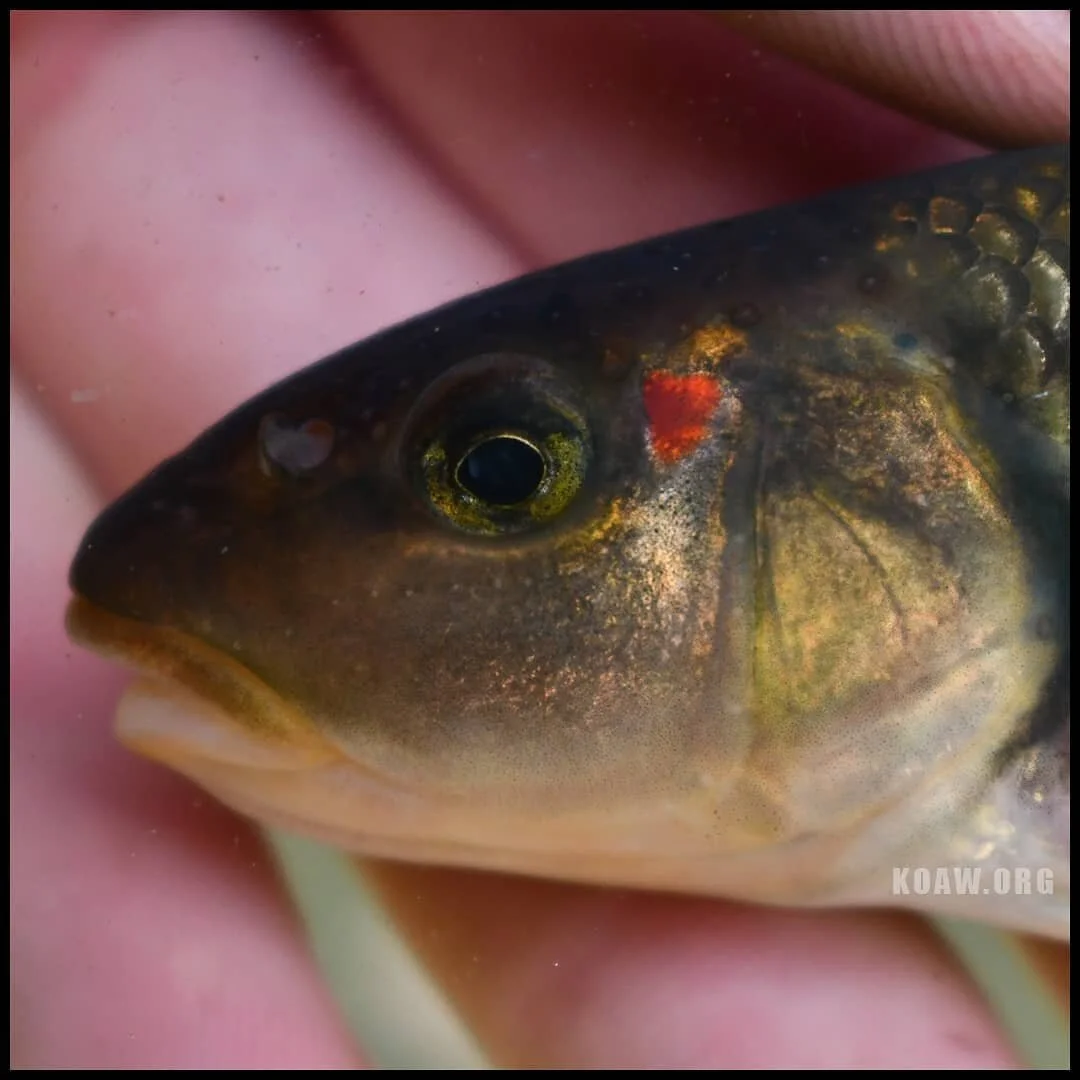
top-left (716, 10), bottom-right (1069, 148)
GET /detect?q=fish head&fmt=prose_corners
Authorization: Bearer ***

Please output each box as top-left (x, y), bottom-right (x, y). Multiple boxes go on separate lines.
top-left (67, 281), bottom-right (758, 873)
top-left (67, 149), bottom-right (1069, 934)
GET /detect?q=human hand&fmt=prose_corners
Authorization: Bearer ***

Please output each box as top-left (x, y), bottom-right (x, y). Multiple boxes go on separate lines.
top-left (11, 10), bottom-right (1069, 1068)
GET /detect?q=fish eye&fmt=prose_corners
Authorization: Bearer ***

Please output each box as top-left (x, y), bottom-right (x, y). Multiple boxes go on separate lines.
top-left (454, 433), bottom-right (547, 507)
top-left (406, 355), bottom-right (593, 536)
top-left (420, 423), bottom-right (589, 535)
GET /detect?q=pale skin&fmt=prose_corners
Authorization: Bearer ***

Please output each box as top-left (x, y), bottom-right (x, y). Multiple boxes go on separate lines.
top-left (10, 10), bottom-right (1069, 1068)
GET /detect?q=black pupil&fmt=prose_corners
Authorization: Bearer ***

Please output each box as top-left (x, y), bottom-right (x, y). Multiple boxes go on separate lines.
top-left (456, 435), bottom-right (545, 506)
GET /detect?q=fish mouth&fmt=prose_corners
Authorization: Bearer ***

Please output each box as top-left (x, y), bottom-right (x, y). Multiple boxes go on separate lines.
top-left (65, 596), bottom-right (336, 770)
top-left (63, 597), bottom-right (448, 848)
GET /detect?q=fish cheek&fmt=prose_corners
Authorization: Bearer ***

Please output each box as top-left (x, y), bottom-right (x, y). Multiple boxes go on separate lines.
top-left (305, 528), bottom-right (723, 810)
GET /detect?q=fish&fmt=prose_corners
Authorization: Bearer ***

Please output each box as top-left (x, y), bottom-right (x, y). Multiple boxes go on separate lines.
top-left (67, 146), bottom-right (1070, 943)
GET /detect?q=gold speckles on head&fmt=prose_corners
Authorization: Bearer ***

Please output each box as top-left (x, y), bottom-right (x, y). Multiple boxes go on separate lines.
top-left (692, 323), bottom-right (747, 367)
top-left (641, 322), bottom-right (748, 377)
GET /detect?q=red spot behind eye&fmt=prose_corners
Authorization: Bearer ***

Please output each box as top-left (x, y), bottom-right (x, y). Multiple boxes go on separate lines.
top-left (642, 372), bottom-right (723, 463)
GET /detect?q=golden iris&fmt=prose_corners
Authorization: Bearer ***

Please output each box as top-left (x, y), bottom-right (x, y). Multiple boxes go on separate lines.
top-left (421, 423), bottom-right (589, 535)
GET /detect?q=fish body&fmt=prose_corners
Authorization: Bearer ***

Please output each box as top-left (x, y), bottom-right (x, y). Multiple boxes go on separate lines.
top-left (68, 147), bottom-right (1070, 940)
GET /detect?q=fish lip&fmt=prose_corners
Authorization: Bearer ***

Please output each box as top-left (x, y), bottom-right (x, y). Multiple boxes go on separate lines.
top-left (64, 594), bottom-right (320, 750)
